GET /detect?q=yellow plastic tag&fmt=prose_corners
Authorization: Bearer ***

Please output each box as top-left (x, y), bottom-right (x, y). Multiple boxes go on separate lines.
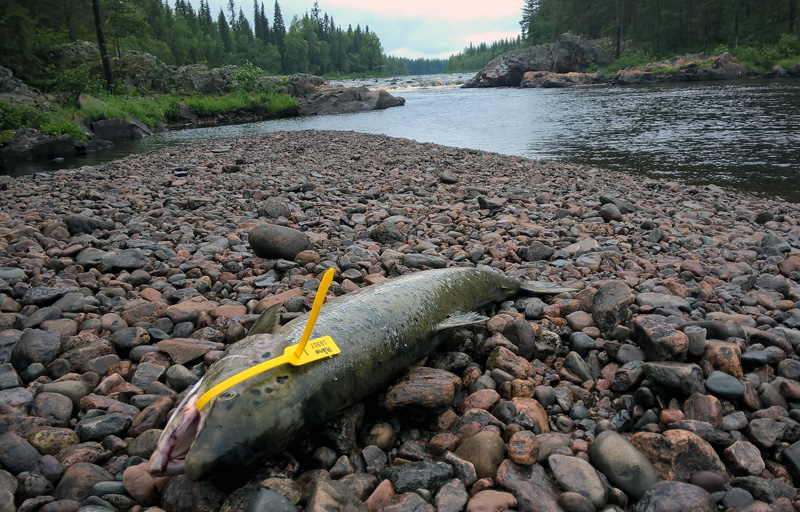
top-left (290, 335), bottom-right (341, 365)
top-left (195, 268), bottom-right (338, 411)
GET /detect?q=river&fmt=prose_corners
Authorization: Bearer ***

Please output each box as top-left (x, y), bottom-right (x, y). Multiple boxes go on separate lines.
top-left (4, 77), bottom-right (800, 202)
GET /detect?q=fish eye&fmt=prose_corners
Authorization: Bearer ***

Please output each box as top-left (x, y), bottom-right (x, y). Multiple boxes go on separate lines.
top-left (219, 390), bottom-right (238, 401)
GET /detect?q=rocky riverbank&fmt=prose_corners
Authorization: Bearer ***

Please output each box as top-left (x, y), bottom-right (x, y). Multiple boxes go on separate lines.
top-left (1, 130), bottom-right (800, 512)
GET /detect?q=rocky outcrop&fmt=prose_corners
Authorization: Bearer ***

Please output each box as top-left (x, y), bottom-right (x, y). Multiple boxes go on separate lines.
top-left (0, 129), bottom-right (76, 163)
top-left (464, 34), bottom-right (612, 88)
top-left (296, 85), bottom-right (405, 116)
top-left (0, 68), bottom-right (43, 107)
top-left (520, 71), bottom-right (608, 88)
top-left (613, 53), bottom-right (749, 85)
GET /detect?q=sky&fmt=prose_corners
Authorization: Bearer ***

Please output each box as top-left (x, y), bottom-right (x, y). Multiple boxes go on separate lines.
top-left (204, 0), bottom-right (525, 59)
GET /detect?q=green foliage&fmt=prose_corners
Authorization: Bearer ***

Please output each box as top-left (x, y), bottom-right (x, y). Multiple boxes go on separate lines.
top-left (0, 100), bottom-right (85, 140)
top-left (447, 38), bottom-right (523, 72)
top-left (158, 93), bottom-right (182, 121)
top-left (521, 0), bottom-right (800, 61)
top-left (76, 100), bottom-right (126, 122)
top-left (182, 90), bottom-right (272, 117)
top-left (47, 66), bottom-right (106, 102)
top-left (38, 116), bottom-right (84, 139)
top-left (231, 60), bottom-right (265, 91)
top-left (598, 50), bottom-right (656, 75)
top-left (266, 93), bottom-right (296, 115)
top-left (731, 34), bottom-right (800, 71)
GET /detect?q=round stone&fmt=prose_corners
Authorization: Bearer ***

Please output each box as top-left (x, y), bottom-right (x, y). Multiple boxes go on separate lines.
top-left (705, 371), bottom-right (744, 401)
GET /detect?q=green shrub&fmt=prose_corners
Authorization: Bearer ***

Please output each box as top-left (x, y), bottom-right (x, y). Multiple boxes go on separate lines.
top-left (38, 116), bottom-right (85, 140)
top-left (0, 100), bottom-right (86, 140)
top-left (158, 93), bottom-right (182, 121)
top-left (232, 61), bottom-right (265, 91)
top-left (778, 34), bottom-right (800, 58)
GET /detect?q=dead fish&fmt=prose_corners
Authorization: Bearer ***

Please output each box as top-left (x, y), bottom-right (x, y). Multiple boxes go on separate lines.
top-left (149, 267), bottom-right (573, 480)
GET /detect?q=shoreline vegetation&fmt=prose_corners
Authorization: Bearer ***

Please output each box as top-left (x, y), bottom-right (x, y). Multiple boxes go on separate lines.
top-left (2, 39), bottom-right (798, 161)
top-left (0, 0), bottom-right (797, 167)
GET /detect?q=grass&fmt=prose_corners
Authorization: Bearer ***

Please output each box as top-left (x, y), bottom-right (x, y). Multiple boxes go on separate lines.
top-left (0, 88), bottom-right (298, 143)
top-left (0, 101), bottom-right (86, 141)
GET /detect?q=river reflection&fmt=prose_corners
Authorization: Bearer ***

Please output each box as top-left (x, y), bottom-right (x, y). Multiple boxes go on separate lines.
top-left (3, 79), bottom-right (799, 201)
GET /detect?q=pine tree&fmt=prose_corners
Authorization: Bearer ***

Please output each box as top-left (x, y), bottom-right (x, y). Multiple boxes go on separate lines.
top-left (273, 0), bottom-right (286, 66)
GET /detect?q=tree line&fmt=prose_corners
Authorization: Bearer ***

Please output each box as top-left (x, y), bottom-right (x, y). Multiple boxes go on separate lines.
top-left (520, 0), bottom-right (798, 57)
top-left (0, 0), bottom-right (466, 82)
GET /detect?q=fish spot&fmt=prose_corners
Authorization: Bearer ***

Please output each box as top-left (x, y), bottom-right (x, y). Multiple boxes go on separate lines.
top-left (264, 387), bottom-right (273, 394)
top-left (252, 401), bottom-right (261, 407)
top-left (261, 351), bottom-right (272, 359)
top-left (277, 376), bottom-right (288, 384)
top-left (219, 390), bottom-right (238, 401)
top-left (250, 389), bottom-right (261, 395)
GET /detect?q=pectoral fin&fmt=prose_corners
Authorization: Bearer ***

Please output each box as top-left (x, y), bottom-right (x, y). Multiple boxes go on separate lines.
top-left (248, 302), bottom-right (283, 335)
top-left (436, 311), bottom-right (489, 331)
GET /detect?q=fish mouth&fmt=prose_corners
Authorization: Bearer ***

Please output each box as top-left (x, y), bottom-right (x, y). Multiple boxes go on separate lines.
top-left (149, 392), bottom-right (203, 476)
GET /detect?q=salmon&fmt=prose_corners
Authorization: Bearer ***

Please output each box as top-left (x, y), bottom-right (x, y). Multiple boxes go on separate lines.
top-left (148, 267), bottom-right (572, 480)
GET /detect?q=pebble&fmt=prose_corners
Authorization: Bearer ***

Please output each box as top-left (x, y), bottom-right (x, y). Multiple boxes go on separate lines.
top-left (589, 431), bottom-right (659, 499)
top-left (0, 130), bottom-right (798, 511)
top-left (548, 454), bottom-right (608, 508)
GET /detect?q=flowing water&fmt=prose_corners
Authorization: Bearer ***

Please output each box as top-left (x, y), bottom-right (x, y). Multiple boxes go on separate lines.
top-left (4, 78), bottom-right (800, 201)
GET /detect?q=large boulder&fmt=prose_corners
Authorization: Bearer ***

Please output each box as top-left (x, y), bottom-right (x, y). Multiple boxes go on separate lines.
top-left (465, 34), bottom-right (612, 88)
top-left (297, 86), bottom-right (405, 116)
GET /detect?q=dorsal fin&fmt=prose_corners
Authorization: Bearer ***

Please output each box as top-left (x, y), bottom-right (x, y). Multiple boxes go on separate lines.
top-left (248, 302), bottom-right (283, 335)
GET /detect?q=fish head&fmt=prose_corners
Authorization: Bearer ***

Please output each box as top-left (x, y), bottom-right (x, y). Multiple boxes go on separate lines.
top-left (149, 335), bottom-right (306, 480)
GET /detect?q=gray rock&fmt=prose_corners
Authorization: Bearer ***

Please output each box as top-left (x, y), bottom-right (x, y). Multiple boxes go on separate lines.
top-left (643, 361), bottom-right (705, 395)
top-left (0, 432), bottom-right (41, 473)
top-left (165, 364), bottom-right (199, 392)
top-left (434, 479), bottom-right (468, 512)
top-left (384, 461), bottom-right (453, 493)
top-left (305, 479), bottom-right (367, 512)
top-left (107, 326), bottom-right (150, 350)
top-left (9, 329), bottom-right (61, 371)
top-left (705, 371), bottom-right (744, 401)
top-left (99, 249), bottom-right (148, 272)
top-left (0, 386), bottom-right (34, 415)
top-left (75, 413), bottom-right (132, 442)
top-left (526, 241), bottom-right (554, 261)
top-left (569, 332), bottom-right (595, 357)
top-left (257, 197), bottom-right (292, 219)
top-left (548, 454), bottom-right (607, 508)
top-left (245, 488), bottom-right (296, 512)
top-left (599, 203), bottom-right (623, 222)
top-left (591, 281), bottom-right (631, 334)
top-left (731, 476), bottom-right (795, 503)
top-left (634, 481), bottom-right (714, 512)
top-left (684, 326), bottom-right (707, 357)
top-left (439, 169), bottom-right (458, 184)
top-left (635, 293), bottom-right (691, 311)
top-left (402, 254), bottom-right (447, 269)
top-left (75, 248), bottom-right (108, 268)
top-left (370, 222), bottom-right (406, 244)
top-left (248, 224), bottom-right (313, 260)
top-left (63, 214), bottom-right (114, 235)
top-left (589, 430), bottom-right (659, 500)
top-left (0, 267), bottom-right (25, 280)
